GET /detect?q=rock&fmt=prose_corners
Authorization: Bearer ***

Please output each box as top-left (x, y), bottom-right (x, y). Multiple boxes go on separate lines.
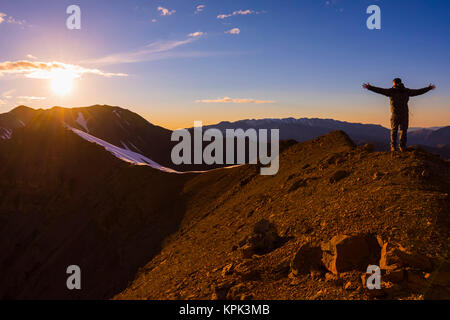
top-left (321, 234), bottom-right (380, 274)
top-left (288, 179), bottom-right (307, 192)
top-left (372, 172), bottom-right (383, 180)
top-left (429, 269), bottom-right (450, 287)
top-left (379, 242), bottom-right (432, 271)
top-left (366, 287), bottom-right (386, 298)
top-left (239, 219), bottom-right (281, 258)
top-left (310, 290), bottom-right (323, 300)
top-left (329, 170), bottom-right (348, 184)
top-left (253, 219), bottom-right (273, 234)
top-left (385, 269), bottom-right (405, 283)
top-left (406, 270), bottom-right (428, 290)
top-left (362, 143), bottom-right (375, 153)
top-left (344, 281), bottom-right (353, 290)
top-left (226, 283), bottom-right (248, 300)
top-left (211, 281), bottom-right (235, 300)
top-left (240, 270), bottom-right (261, 282)
top-left (326, 273), bottom-right (338, 282)
top-left (272, 259), bottom-right (291, 278)
top-left (221, 263), bottom-right (234, 277)
top-left (291, 243), bottom-right (323, 276)
top-left (382, 282), bottom-right (405, 298)
top-left (234, 261), bottom-right (261, 281)
top-left (240, 244), bottom-right (254, 259)
top-left (240, 293), bottom-right (254, 300)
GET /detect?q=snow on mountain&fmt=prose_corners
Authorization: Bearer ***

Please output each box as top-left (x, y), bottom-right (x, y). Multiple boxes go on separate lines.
top-left (76, 112), bottom-right (89, 133)
top-left (65, 125), bottom-right (179, 173)
top-left (0, 128), bottom-right (12, 139)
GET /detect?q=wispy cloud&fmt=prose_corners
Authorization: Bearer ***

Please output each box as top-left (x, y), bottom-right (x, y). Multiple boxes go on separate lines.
top-left (158, 7), bottom-right (176, 16)
top-left (195, 5), bottom-right (205, 14)
top-left (217, 9), bottom-right (261, 19)
top-left (225, 28), bottom-right (241, 35)
top-left (82, 35), bottom-right (206, 66)
top-left (188, 31), bottom-right (205, 38)
top-left (0, 12), bottom-right (26, 25)
top-left (196, 97), bottom-right (275, 104)
top-left (2, 89), bottom-right (15, 99)
top-left (17, 96), bottom-right (46, 101)
top-left (0, 60), bottom-right (128, 79)
top-left (26, 54), bottom-right (38, 60)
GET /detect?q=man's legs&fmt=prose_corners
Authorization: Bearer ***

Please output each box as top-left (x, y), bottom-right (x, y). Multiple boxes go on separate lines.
top-left (390, 116), bottom-right (399, 151)
top-left (399, 114), bottom-right (409, 152)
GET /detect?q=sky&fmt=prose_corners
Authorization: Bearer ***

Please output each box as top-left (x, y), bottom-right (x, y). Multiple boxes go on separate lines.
top-left (0, 0), bottom-right (449, 129)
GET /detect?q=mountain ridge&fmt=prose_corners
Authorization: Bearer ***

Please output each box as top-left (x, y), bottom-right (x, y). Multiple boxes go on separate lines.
top-left (0, 108), bottom-right (449, 299)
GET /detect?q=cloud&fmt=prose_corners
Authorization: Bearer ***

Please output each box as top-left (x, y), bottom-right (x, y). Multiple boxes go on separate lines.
top-left (0, 12), bottom-right (25, 25)
top-left (196, 97), bottom-right (275, 104)
top-left (152, 19), bottom-right (157, 23)
top-left (217, 9), bottom-right (257, 19)
top-left (17, 96), bottom-right (46, 101)
top-left (195, 5), bottom-right (205, 14)
top-left (27, 54), bottom-right (38, 60)
top-left (225, 28), bottom-right (241, 35)
top-left (158, 7), bottom-right (176, 16)
top-left (2, 89), bottom-right (15, 99)
top-left (82, 36), bottom-right (206, 66)
top-left (0, 60), bottom-right (128, 79)
top-left (188, 31), bottom-right (205, 38)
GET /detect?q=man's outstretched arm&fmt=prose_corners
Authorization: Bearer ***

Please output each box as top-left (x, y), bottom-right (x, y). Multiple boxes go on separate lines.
top-left (362, 83), bottom-right (391, 96)
top-left (408, 83), bottom-right (436, 97)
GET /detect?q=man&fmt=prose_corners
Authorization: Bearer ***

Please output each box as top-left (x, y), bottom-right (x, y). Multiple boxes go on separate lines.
top-left (363, 78), bottom-right (435, 152)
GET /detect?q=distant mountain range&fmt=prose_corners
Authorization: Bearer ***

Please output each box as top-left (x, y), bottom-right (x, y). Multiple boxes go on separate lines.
top-left (201, 118), bottom-right (450, 158)
top-left (1, 106), bottom-right (449, 169)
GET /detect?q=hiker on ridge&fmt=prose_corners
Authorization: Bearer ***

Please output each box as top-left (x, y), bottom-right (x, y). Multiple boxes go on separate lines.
top-left (363, 78), bottom-right (435, 152)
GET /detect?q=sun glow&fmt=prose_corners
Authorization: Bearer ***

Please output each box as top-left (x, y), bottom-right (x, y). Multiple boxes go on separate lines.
top-left (50, 70), bottom-right (75, 96)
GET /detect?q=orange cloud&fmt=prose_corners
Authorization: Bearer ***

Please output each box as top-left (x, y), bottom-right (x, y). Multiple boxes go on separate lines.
top-left (0, 60), bottom-right (128, 79)
top-left (196, 97), bottom-right (275, 104)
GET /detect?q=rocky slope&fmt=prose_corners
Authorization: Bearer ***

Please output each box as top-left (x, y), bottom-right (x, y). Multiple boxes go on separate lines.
top-left (0, 116), bottom-right (192, 299)
top-left (115, 132), bottom-right (450, 300)
top-left (0, 106), bottom-right (448, 300)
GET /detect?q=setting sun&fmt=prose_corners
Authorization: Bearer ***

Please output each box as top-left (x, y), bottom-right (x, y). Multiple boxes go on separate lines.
top-left (50, 70), bottom-right (75, 96)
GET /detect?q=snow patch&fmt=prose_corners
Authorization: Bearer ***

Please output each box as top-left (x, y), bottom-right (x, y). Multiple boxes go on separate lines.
top-left (128, 141), bottom-right (143, 153)
top-left (65, 124), bottom-right (178, 173)
top-left (0, 128), bottom-right (12, 140)
top-left (113, 110), bottom-right (121, 118)
top-left (76, 112), bottom-right (89, 133)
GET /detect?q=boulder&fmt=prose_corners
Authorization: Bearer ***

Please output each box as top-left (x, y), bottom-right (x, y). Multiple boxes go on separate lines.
top-left (321, 234), bottom-right (380, 274)
top-left (211, 281), bottom-right (235, 300)
top-left (385, 269), bottom-right (405, 283)
top-left (226, 283), bottom-right (249, 300)
top-left (329, 170), bottom-right (348, 184)
top-left (291, 243), bottom-right (323, 276)
top-left (379, 242), bottom-right (432, 271)
top-left (239, 219), bottom-right (281, 258)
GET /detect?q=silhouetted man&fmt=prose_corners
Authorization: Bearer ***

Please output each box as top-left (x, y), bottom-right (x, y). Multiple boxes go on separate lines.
top-left (363, 78), bottom-right (435, 152)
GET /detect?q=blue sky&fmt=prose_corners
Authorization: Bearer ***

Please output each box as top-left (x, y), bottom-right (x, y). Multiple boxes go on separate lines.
top-left (0, 0), bottom-right (449, 128)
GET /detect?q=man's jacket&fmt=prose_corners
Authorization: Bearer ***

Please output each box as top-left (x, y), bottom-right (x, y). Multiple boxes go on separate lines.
top-left (367, 84), bottom-right (432, 115)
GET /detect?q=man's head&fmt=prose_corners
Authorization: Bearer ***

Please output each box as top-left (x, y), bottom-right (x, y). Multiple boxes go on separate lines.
top-left (393, 78), bottom-right (403, 87)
